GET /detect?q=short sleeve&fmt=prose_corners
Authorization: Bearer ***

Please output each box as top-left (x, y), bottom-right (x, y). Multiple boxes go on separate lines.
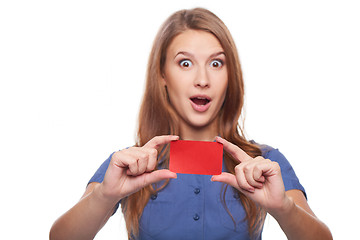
top-left (88, 152), bottom-right (114, 185)
top-left (261, 145), bottom-right (307, 199)
top-left (88, 152), bottom-right (120, 214)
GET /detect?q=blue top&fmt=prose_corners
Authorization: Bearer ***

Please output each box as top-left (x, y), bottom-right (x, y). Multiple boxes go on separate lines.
top-left (88, 144), bottom-right (306, 240)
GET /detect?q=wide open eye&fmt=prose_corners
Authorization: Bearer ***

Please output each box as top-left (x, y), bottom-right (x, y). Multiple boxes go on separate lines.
top-left (210, 59), bottom-right (223, 68)
top-left (179, 59), bottom-right (193, 68)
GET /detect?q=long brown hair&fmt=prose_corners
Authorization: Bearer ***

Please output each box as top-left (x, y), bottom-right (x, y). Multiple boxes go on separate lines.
top-left (121, 7), bottom-right (266, 238)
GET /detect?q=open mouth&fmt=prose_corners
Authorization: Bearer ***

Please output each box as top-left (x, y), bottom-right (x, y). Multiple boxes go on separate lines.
top-left (190, 96), bottom-right (211, 106)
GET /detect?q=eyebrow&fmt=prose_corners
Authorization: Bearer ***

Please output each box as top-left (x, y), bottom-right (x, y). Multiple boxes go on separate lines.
top-left (174, 51), bottom-right (226, 59)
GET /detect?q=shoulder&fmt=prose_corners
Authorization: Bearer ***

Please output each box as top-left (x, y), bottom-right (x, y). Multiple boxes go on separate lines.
top-left (250, 140), bottom-right (277, 158)
top-left (250, 140), bottom-right (287, 162)
top-left (88, 147), bottom-right (131, 184)
top-left (88, 152), bottom-right (116, 184)
top-left (251, 140), bottom-right (307, 197)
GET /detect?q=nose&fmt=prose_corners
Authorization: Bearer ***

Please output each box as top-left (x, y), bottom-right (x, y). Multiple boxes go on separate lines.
top-left (194, 66), bottom-right (210, 88)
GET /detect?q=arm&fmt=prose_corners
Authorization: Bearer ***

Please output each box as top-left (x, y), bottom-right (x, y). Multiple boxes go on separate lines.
top-left (49, 183), bottom-right (118, 240)
top-left (273, 189), bottom-right (332, 240)
top-left (49, 135), bottom-right (179, 240)
top-left (211, 137), bottom-right (332, 240)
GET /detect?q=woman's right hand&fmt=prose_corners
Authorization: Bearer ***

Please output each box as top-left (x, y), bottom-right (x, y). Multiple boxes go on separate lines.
top-left (97, 135), bottom-right (179, 203)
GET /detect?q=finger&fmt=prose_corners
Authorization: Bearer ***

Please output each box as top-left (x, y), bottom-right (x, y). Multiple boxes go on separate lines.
top-left (126, 157), bottom-right (139, 176)
top-left (144, 135), bottom-right (179, 149)
top-left (253, 166), bottom-right (266, 183)
top-left (215, 136), bottom-right (252, 163)
top-left (112, 150), bottom-right (137, 172)
top-left (253, 158), bottom-right (280, 178)
top-left (122, 149), bottom-right (148, 175)
top-left (142, 147), bottom-right (158, 172)
top-left (252, 157), bottom-right (267, 183)
top-left (243, 162), bottom-right (264, 189)
top-left (136, 152), bottom-right (148, 174)
top-left (235, 165), bottom-right (255, 193)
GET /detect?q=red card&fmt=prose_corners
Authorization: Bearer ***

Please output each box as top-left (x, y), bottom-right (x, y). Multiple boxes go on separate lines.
top-left (169, 140), bottom-right (223, 175)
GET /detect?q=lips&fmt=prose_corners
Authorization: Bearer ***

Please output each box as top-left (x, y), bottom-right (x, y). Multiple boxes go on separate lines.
top-left (190, 95), bottom-right (211, 112)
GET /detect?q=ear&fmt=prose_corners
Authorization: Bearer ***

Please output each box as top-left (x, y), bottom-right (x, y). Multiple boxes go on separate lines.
top-left (161, 72), bottom-right (167, 87)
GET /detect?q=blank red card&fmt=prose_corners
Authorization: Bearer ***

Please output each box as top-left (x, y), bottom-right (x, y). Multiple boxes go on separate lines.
top-left (169, 140), bottom-right (223, 175)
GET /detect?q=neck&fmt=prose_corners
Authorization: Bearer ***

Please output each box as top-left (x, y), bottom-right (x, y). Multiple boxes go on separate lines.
top-left (179, 120), bottom-right (219, 142)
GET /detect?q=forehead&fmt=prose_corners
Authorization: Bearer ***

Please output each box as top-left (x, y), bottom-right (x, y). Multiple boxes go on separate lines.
top-left (167, 30), bottom-right (224, 56)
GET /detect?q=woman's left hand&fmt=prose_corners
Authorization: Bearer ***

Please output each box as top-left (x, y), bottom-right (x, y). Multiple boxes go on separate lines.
top-left (211, 137), bottom-right (292, 215)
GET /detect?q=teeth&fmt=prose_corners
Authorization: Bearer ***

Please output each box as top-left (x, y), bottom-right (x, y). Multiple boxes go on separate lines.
top-left (195, 97), bottom-right (208, 100)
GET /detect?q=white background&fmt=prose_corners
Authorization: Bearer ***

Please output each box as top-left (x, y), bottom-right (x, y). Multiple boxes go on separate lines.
top-left (1, 0), bottom-right (359, 239)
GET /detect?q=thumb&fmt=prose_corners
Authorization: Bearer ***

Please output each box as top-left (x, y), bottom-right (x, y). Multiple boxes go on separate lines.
top-left (140, 169), bottom-right (177, 187)
top-left (211, 172), bottom-right (240, 191)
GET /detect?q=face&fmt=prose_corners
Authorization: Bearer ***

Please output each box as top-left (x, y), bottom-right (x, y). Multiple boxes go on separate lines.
top-left (163, 29), bottom-right (228, 133)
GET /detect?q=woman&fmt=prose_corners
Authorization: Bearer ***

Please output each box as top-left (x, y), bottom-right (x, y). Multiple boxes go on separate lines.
top-left (50, 8), bottom-right (332, 240)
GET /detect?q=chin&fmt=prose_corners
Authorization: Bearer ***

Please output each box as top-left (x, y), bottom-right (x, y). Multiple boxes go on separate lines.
top-left (186, 115), bottom-right (216, 129)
